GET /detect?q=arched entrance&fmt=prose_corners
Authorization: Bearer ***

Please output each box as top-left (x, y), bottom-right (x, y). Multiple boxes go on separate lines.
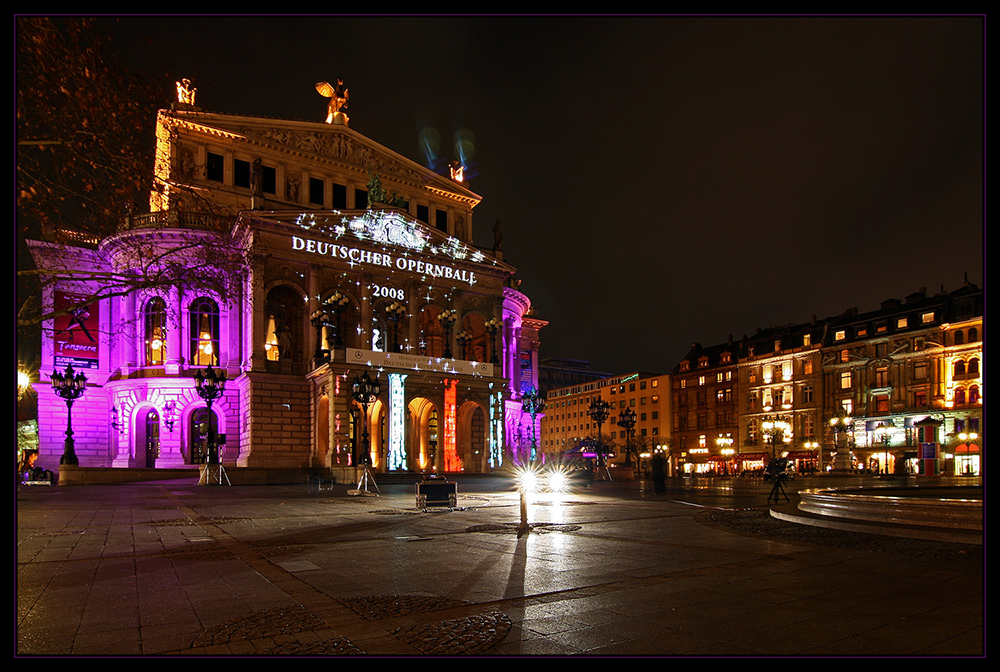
top-left (458, 401), bottom-right (488, 472)
top-left (408, 397), bottom-right (440, 473)
top-left (188, 407), bottom-right (219, 465)
top-left (144, 409), bottom-right (160, 468)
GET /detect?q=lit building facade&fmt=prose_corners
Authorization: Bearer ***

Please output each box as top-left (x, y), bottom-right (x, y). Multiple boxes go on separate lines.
top-left (29, 92), bottom-right (542, 476)
top-left (667, 283), bottom-right (984, 478)
top-left (541, 372), bottom-right (671, 471)
top-left (672, 343), bottom-right (740, 475)
top-left (818, 284), bottom-right (983, 476)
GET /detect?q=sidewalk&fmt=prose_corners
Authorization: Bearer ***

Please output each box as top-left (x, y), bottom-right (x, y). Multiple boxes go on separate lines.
top-left (16, 478), bottom-right (983, 657)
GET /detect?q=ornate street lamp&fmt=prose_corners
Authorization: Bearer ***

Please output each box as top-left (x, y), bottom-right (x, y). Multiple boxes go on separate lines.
top-left (588, 397), bottom-right (612, 480)
top-left (521, 387), bottom-right (546, 463)
top-left (761, 414), bottom-right (791, 503)
top-left (384, 300), bottom-right (407, 353)
top-left (716, 434), bottom-right (734, 475)
top-left (619, 407), bottom-right (637, 468)
top-left (829, 414), bottom-right (854, 471)
top-left (51, 365), bottom-right (87, 466)
top-left (310, 303), bottom-right (332, 360)
top-left (437, 309), bottom-right (457, 358)
top-left (456, 329), bottom-right (471, 361)
top-left (194, 364), bottom-right (228, 485)
top-left (485, 317), bottom-right (501, 364)
top-left (351, 371), bottom-right (381, 495)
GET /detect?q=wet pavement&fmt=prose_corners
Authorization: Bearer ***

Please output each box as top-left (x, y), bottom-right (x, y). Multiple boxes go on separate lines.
top-left (16, 475), bottom-right (984, 657)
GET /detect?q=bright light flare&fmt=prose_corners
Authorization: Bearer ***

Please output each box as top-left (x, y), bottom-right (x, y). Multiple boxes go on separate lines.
top-left (547, 468), bottom-right (570, 493)
top-left (515, 466), bottom-right (541, 493)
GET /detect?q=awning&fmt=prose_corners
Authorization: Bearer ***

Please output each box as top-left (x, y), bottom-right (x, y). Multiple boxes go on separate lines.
top-left (784, 450), bottom-right (818, 459)
top-left (735, 453), bottom-right (767, 462)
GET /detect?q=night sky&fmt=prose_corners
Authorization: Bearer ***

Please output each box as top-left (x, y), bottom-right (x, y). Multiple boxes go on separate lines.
top-left (110, 16), bottom-right (984, 376)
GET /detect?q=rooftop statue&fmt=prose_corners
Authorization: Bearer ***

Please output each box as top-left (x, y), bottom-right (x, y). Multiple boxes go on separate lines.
top-left (316, 79), bottom-right (349, 124)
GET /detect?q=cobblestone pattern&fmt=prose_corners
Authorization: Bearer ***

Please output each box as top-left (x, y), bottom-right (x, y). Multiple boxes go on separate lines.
top-left (705, 508), bottom-right (983, 562)
top-left (191, 606), bottom-right (330, 648)
top-left (189, 596), bottom-right (510, 655)
top-left (391, 611), bottom-right (512, 655)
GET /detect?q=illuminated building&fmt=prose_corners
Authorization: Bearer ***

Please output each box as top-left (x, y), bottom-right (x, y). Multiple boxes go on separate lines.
top-left (27, 85), bottom-right (542, 477)
top-left (541, 372), bottom-right (671, 472)
top-left (735, 322), bottom-right (826, 475)
top-left (669, 282), bottom-right (984, 478)
top-left (672, 342), bottom-right (740, 475)
top-left (819, 283), bottom-right (983, 476)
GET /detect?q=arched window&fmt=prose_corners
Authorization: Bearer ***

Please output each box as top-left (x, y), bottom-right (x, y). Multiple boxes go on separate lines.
top-left (190, 297), bottom-right (220, 366)
top-left (969, 386), bottom-right (980, 404)
top-left (954, 330), bottom-right (965, 345)
top-left (954, 388), bottom-right (966, 406)
top-left (968, 327), bottom-right (978, 342)
top-left (265, 286), bottom-right (302, 364)
top-left (144, 297), bottom-right (167, 366)
top-left (968, 358), bottom-right (980, 375)
top-left (418, 305), bottom-right (446, 358)
top-left (954, 360), bottom-right (966, 377)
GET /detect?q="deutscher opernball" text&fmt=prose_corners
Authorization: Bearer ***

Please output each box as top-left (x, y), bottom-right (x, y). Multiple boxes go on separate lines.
top-left (291, 235), bottom-right (477, 285)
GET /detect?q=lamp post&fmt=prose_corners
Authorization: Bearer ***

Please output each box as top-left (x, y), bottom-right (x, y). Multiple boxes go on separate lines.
top-left (310, 303), bottom-right (332, 360)
top-left (957, 431), bottom-right (980, 476)
top-left (437, 309), bottom-right (457, 358)
top-left (384, 300), bottom-right (407, 353)
top-left (521, 387), bottom-right (546, 463)
top-left (194, 364), bottom-right (228, 484)
top-left (485, 317), bottom-right (501, 364)
top-left (51, 365), bottom-right (87, 466)
top-left (761, 415), bottom-right (791, 462)
top-left (588, 397), bottom-right (612, 480)
top-left (829, 414), bottom-right (854, 472)
top-left (619, 407), bottom-right (637, 469)
top-left (715, 434), bottom-right (734, 475)
top-left (874, 421), bottom-right (893, 476)
top-left (761, 414), bottom-right (791, 503)
top-left (456, 329), bottom-right (471, 361)
top-left (351, 371), bottom-right (381, 494)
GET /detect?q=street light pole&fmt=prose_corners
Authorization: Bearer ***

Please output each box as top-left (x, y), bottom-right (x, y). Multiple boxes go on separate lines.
top-left (195, 364), bottom-right (229, 485)
top-left (618, 407), bottom-right (636, 469)
top-left (51, 365), bottom-right (87, 466)
top-left (521, 387), bottom-right (545, 463)
top-left (588, 398), bottom-right (612, 481)
top-left (351, 371), bottom-right (381, 495)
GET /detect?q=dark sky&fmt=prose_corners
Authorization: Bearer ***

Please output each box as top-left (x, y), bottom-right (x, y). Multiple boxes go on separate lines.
top-left (111, 16), bottom-right (984, 376)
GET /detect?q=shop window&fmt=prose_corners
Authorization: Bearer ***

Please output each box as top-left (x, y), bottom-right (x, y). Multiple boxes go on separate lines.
top-left (189, 297), bottom-right (220, 366)
top-left (144, 297), bottom-right (167, 366)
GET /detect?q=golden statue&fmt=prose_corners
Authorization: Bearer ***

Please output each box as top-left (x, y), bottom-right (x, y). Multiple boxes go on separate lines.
top-left (316, 79), bottom-right (349, 124)
top-left (176, 78), bottom-right (197, 105)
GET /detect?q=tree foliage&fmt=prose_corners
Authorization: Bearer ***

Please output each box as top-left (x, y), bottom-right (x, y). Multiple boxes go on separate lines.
top-left (16, 17), bottom-right (170, 237)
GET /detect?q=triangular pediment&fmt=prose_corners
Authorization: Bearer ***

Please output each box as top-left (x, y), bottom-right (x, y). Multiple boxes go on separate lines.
top-left (160, 109), bottom-right (480, 206)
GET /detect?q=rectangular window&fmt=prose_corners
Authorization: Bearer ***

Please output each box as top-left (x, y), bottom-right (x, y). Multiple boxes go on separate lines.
top-left (436, 209), bottom-right (448, 232)
top-left (922, 312), bottom-right (935, 324)
top-left (234, 158), bottom-right (250, 188)
top-left (207, 152), bottom-right (224, 182)
top-left (417, 204), bottom-right (429, 223)
top-left (835, 330), bottom-right (846, 341)
top-left (262, 165), bottom-right (276, 194)
top-left (309, 177), bottom-right (325, 205)
top-left (875, 395), bottom-right (889, 412)
top-left (897, 317), bottom-right (908, 329)
top-left (840, 372), bottom-right (852, 389)
top-left (332, 183), bottom-right (347, 209)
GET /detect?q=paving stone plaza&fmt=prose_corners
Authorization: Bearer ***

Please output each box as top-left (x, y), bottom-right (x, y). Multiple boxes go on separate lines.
top-left (16, 475), bottom-right (983, 657)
